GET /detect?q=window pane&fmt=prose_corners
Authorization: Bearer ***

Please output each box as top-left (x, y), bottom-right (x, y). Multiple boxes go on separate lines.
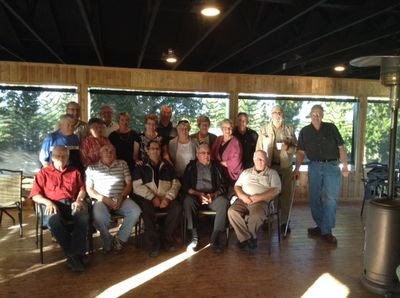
top-left (89, 89), bottom-right (229, 135)
top-left (365, 100), bottom-right (391, 164)
top-left (238, 96), bottom-right (355, 164)
top-left (0, 88), bottom-right (78, 175)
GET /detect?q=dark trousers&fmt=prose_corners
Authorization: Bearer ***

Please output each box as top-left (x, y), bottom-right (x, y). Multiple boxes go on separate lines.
top-left (183, 194), bottom-right (229, 233)
top-left (138, 198), bottom-right (182, 250)
top-left (42, 200), bottom-right (89, 256)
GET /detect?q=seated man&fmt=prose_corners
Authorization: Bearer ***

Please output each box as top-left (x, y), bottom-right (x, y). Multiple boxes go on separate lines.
top-left (132, 140), bottom-right (182, 257)
top-left (86, 144), bottom-right (141, 253)
top-left (228, 150), bottom-right (281, 251)
top-left (181, 143), bottom-right (229, 254)
top-left (30, 146), bottom-right (89, 272)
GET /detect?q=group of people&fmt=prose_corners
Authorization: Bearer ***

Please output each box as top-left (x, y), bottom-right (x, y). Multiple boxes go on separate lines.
top-left (30, 101), bottom-right (349, 273)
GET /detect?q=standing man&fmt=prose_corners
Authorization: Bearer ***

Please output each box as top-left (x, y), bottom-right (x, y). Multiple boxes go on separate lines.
top-left (86, 144), bottom-right (141, 253)
top-left (182, 143), bottom-right (229, 254)
top-left (228, 150), bottom-right (281, 251)
top-left (66, 101), bottom-right (88, 140)
top-left (293, 104), bottom-right (349, 244)
top-left (30, 146), bottom-right (89, 272)
top-left (133, 140), bottom-right (182, 257)
top-left (100, 105), bottom-right (119, 137)
top-left (156, 105), bottom-right (177, 143)
top-left (233, 112), bottom-right (258, 170)
top-left (256, 105), bottom-right (297, 232)
top-left (39, 114), bottom-right (83, 173)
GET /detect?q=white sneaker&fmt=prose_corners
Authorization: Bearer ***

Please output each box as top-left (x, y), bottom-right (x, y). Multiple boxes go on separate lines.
top-left (112, 236), bottom-right (124, 253)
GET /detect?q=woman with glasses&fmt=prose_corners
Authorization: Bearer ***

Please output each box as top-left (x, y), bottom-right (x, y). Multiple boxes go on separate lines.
top-left (190, 115), bottom-right (217, 148)
top-left (211, 119), bottom-right (243, 186)
top-left (169, 119), bottom-right (197, 178)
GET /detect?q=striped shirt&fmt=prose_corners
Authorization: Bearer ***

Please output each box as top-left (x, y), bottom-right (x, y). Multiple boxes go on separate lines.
top-left (85, 159), bottom-right (131, 198)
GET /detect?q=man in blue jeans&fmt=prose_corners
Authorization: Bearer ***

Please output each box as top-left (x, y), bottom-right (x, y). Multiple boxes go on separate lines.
top-left (293, 104), bottom-right (349, 244)
top-left (86, 144), bottom-right (141, 253)
top-left (30, 146), bottom-right (89, 272)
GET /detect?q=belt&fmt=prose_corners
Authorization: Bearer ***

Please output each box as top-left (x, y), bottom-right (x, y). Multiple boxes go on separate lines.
top-left (311, 159), bottom-right (338, 163)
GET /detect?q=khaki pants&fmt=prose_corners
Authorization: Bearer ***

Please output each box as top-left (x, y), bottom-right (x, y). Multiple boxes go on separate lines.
top-left (271, 165), bottom-right (293, 224)
top-left (228, 199), bottom-right (267, 242)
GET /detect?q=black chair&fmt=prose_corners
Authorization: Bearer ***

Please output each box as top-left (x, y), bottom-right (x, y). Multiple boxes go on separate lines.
top-left (0, 169), bottom-right (23, 237)
top-left (182, 209), bottom-right (230, 246)
top-left (87, 198), bottom-right (142, 253)
top-left (361, 162), bottom-right (388, 216)
top-left (264, 195), bottom-right (281, 255)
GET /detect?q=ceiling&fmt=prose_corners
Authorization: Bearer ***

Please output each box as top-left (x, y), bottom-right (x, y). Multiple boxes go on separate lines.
top-left (0, 0), bottom-right (400, 80)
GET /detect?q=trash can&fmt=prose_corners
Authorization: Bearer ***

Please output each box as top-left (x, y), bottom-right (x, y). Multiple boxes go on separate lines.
top-left (362, 199), bottom-right (400, 295)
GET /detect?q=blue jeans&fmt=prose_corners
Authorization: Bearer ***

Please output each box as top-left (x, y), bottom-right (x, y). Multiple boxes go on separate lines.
top-left (93, 198), bottom-right (141, 250)
top-left (42, 200), bottom-right (89, 256)
top-left (308, 161), bottom-right (341, 235)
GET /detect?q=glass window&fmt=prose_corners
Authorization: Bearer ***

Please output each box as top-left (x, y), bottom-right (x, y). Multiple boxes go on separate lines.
top-left (238, 94), bottom-right (356, 164)
top-left (89, 89), bottom-right (229, 135)
top-left (0, 86), bottom-right (78, 175)
top-left (365, 98), bottom-right (391, 164)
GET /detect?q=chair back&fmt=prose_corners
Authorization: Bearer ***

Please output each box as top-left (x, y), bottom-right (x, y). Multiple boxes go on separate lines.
top-left (0, 169), bottom-right (23, 208)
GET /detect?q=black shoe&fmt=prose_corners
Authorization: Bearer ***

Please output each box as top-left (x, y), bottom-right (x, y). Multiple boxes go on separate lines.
top-left (321, 233), bottom-right (337, 245)
top-left (307, 227), bottom-right (321, 237)
top-left (235, 240), bottom-right (248, 251)
top-left (163, 242), bottom-right (176, 252)
top-left (248, 238), bottom-right (258, 250)
top-left (78, 254), bottom-right (90, 266)
top-left (211, 243), bottom-right (224, 254)
top-left (149, 249), bottom-right (160, 258)
top-left (281, 223), bottom-right (291, 234)
top-left (66, 255), bottom-right (85, 272)
top-left (187, 237), bottom-right (199, 251)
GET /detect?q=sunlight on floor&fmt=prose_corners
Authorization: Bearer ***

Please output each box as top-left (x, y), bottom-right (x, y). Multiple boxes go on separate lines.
top-left (302, 273), bottom-right (350, 298)
top-left (0, 259), bottom-right (65, 283)
top-left (96, 245), bottom-right (210, 298)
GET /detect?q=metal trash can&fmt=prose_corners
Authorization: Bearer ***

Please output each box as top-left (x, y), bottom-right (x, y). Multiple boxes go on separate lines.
top-left (362, 199), bottom-right (400, 296)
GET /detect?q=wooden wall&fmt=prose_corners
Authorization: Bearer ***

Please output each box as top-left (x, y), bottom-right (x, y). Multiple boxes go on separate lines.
top-left (0, 61), bottom-right (391, 200)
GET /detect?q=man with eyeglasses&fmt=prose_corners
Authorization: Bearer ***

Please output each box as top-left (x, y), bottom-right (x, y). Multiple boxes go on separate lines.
top-left (256, 105), bottom-right (297, 233)
top-left (157, 105), bottom-right (177, 143)
top-left (100, 105), bottom-right (119, 137)
top-left (132, 140), bottom-right (181, 257)
top-left (66, 101), bottom-right (88, 140)
top-left (293, 104), bottom-right (349, 245)
top-left (182, 143), bottom-right (229, 254)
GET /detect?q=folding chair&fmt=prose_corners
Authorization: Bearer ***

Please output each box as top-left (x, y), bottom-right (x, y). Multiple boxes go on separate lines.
top-left (264, 195), bottom-right (281, 255)
top-left (361, 162), bottom-right (388, 216)
top-left (0, 169), bottom-right (23, 237)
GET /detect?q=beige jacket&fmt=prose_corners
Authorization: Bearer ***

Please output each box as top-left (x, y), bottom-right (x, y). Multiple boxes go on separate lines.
top-left (256, 122), bottom-right (297, 168)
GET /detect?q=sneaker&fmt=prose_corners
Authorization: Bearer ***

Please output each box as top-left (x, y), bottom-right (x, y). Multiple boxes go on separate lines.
top-left (66, 255), bottom-right (85, 272)
top-left (307, 227), bottom-right (321, 237)
top-left (187, 237), bottom-right (199, 251)
top-left (322, 233), bottom-right (337, 244)
top-left (112, 236), bottom-right (124, 253)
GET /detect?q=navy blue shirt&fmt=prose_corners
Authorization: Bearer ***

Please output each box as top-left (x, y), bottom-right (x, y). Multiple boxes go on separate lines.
top-left (297, 122), bottom-right (344, 161)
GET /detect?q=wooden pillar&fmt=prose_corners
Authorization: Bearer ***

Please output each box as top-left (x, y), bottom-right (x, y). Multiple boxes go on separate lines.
top-left (78, 83), bottom-right (89, 122)
top-left (229, 91), bottom-right (238, 124)
top-left (354, 95), bottom-right (368, 198)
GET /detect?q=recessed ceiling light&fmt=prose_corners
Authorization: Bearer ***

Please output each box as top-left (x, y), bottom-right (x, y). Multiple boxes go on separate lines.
top-left (334, 65), bottom-right (346, 72)
top-left (164, 49), bottom-right (178, 64)
top-left (201, 1), bottom-right (220, 17)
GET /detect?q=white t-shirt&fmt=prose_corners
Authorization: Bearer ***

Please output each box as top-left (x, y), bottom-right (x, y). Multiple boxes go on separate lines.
top-left (175, 142), bottom-right (195, 177)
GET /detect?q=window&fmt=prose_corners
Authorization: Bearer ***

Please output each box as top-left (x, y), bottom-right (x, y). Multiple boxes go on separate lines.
top-left (365, 98), bottom-right (392, 164)
top-left (89, 89), bottom-right (229, 135)
top-left (238, 94), bottom-right (356, 164)
top-left (0, 86), bottom-right (78, 175)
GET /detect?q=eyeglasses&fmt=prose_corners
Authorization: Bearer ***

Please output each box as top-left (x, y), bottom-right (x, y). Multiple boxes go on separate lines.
top-left (198, 151), bottom-right (210, 155)
top-left (177, 120), bottom-right (189, 125)
top-left (272, 111), bottom-right (283, 115)
top-left (148, 147), bottom-right (160, 151)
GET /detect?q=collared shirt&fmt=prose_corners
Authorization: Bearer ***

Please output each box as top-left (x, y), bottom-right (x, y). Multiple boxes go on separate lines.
top-left (233, 127), bottom-right (258, 169)
top-left (235, 166), bottom-right (281, 196)
top-left (156, 121), bottom-right (177, 143)
top-left (103, 122), bottom-right (119, 137)
top-left (195, 162), bottom-right (213, 192)
top-left (297, 122), bottom-right (344, 161)
top-left (80, 135), bottom-right (111, 167)
top-left (30, 164), bottom-right (84, 201)
top-left (85, 159), bottom-right (131, 198)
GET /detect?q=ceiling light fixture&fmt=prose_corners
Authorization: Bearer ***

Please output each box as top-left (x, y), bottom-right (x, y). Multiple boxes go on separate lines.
top-left (164, 49), bottom-right (178, 64)
top-left (334, 65), bottom-right (346, 72)
top-left (201, 1), bottom-right (220, 17)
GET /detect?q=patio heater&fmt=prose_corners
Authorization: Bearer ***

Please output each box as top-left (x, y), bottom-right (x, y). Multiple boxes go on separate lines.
top-left (350, 56), bottom-right (400, 296)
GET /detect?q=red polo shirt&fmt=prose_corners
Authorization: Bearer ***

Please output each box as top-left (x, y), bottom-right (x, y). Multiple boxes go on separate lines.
top-left (30, 164), bottom-right (85, 201)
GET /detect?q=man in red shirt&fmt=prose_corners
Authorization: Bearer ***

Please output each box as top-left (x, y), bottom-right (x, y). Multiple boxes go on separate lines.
top-left (30, 146), bottom-right (89, 272)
